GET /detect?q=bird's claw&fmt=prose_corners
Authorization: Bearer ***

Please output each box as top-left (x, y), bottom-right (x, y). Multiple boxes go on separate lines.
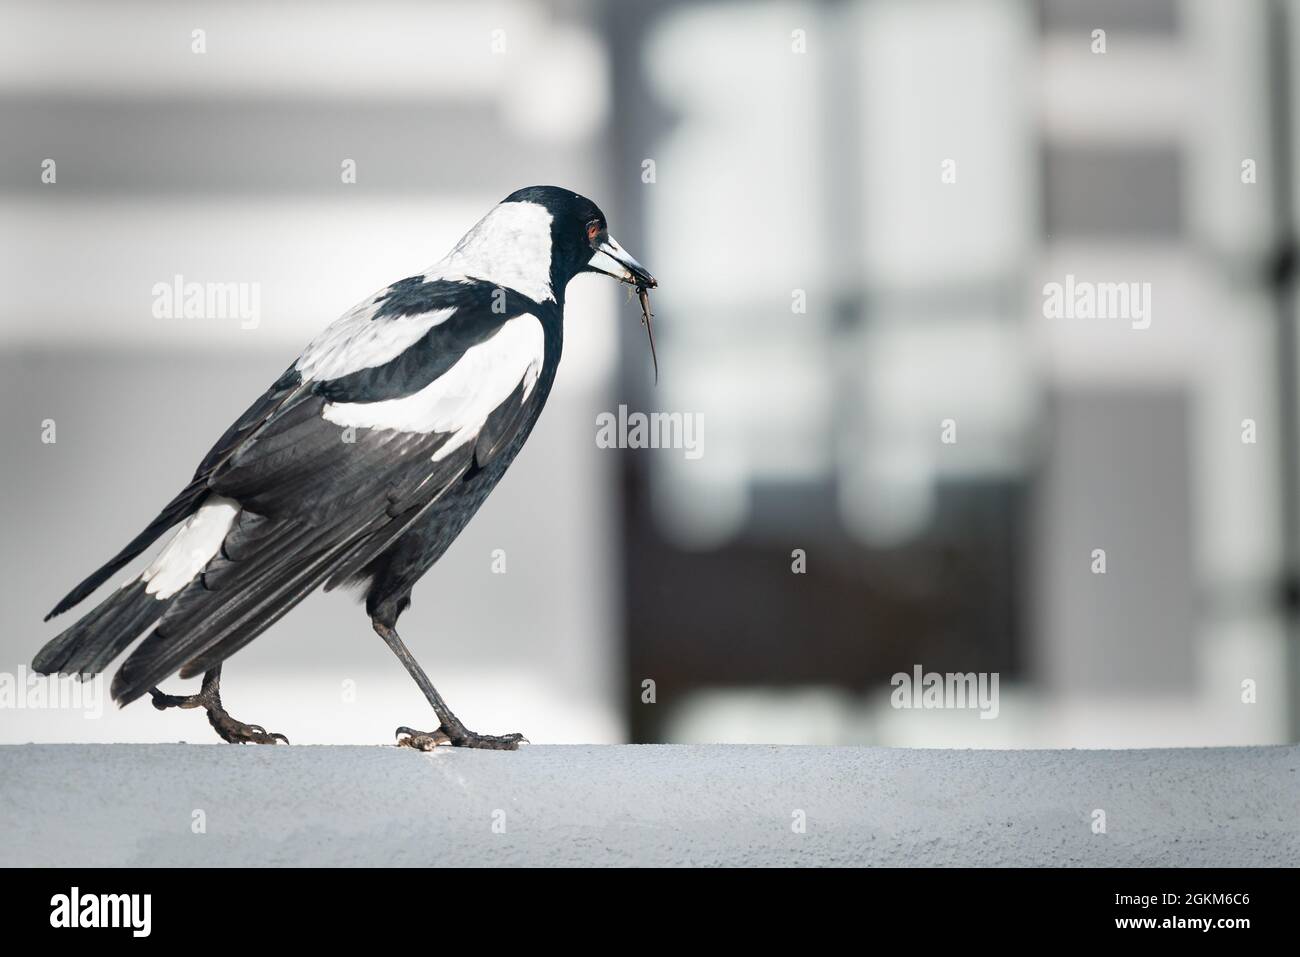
top-left (395, 726), bottom-right (453, 750)
top-left (395, 725), bottom-right (527, 751)
top-left (210, 712), bottom-right (289, 745)
top-left (149, 671), bottom-right (288, 744)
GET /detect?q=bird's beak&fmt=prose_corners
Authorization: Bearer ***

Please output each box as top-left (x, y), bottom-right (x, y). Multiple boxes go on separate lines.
top-left (588, 236), bottom-right (657, 288)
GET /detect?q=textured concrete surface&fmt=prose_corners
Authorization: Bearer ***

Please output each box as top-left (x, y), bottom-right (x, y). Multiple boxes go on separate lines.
top-left (1, 744), bottom-right (1296, 866)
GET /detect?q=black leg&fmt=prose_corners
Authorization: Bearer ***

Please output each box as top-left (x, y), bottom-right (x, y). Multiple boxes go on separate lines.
top-left (149, 665), bottom-right (288, 744)
top-left (373, 621), bottom-right (526, 751)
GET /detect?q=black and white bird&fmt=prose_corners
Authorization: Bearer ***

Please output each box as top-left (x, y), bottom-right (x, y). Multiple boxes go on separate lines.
top-left (33, 186), bottom-right (656, 750)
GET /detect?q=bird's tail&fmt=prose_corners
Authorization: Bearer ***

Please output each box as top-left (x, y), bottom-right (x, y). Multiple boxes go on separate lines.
top-left (32, 581), bottom-right (170, 677)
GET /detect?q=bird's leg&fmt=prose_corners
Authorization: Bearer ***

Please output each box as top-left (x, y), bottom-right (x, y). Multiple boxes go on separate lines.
top-left (373, 621), bottom-right (526, 751)
top-left (149, 665), bottom-right (288, 745)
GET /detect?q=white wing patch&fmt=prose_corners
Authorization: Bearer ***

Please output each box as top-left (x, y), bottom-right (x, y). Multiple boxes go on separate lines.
top-left (138, 496), bottom-right (240, 599)
top-left (321, 313), bottom-right (545, 461)
top-left (296, 299), bottom-right (457, 382)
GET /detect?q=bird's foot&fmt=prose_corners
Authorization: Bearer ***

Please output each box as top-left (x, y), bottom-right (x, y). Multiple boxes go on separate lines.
top-left (395, 724), bottom-right (527, 751)
top-left (206, 709), bottom-right (290, 745)
top-left (149, 668), bottom-right (288, 745)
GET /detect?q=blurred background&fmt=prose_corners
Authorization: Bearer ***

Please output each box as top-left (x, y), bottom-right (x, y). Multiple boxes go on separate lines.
top-left (2, 0), bottom-right (1298, 747)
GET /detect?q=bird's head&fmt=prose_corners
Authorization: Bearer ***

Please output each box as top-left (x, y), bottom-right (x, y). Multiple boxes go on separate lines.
top-left (437, 185), bottom-right (661, 378)
top-left (498, 185), bottom-right (656, 297)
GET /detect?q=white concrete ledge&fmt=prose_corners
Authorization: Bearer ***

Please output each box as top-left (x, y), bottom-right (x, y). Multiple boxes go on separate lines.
top-left (2, 744), bottom-right (1296, 867)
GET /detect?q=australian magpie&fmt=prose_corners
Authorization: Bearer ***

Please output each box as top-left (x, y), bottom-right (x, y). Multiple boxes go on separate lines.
top-left (33, 186), bottom-right (656, 750)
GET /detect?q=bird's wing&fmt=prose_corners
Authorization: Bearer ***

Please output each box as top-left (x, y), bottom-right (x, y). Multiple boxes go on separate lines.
top-left (108, 409), bottom-right (473, 702)
top-left (41, 277), bottom-right (551, 702)
top-left (42, 368), bottom-right (308, 620)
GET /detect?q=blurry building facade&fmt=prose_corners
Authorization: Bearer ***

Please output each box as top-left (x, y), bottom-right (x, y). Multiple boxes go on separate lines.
top-left (1, 0), bottom-right (1295, 746)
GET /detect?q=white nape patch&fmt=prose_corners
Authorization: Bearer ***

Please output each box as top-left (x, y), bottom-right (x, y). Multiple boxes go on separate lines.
top-left (425, 201), bottom-right (554, 304)
top-left (321, 313), bottom-right (545, 460)
top-left (296, 300), bottom-right (457, 382)
top-left (294, 200), bottom-right (551, 383)
top-left (139, 496), bottom-right (240, 599)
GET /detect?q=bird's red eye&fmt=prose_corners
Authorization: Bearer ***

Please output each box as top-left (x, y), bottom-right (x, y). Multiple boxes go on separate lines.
top-left (587, 221), bottom-right (602, 242)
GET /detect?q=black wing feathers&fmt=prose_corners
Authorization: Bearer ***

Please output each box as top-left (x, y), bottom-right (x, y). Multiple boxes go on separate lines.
top-left (43, 367), bottom-right (305, 620)
top-left (474, 376), bottom-right (534, 469)
top-left (42, 480), bottom-right (206, 621)
top-left (42, 282), bottom-right (554, 702)
top-left (34, 581), bottom-right (159, 674)
top-left (108, 417), bottom-right (477, 704)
